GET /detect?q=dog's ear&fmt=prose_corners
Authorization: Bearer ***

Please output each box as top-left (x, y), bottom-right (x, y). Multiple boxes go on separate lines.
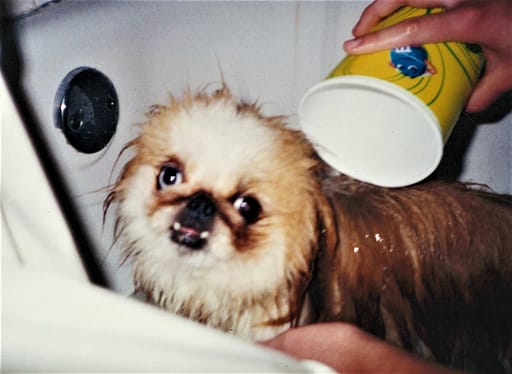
top-left (313, 163), bottom-right (339, 256)
top-left (300, 165), bottom-right (339, 321)
top-left (315, 191), bottom-right (338, 260)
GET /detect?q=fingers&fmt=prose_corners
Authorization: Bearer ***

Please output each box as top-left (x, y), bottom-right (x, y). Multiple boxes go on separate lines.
top-left (352, 0), bottom-right (406, 38)
top-left (343, 0), bottom-right (512, 113)
top-left (465, 61), bottom-right (512, 112)
top-left (352, 0), bottom-right (452, 37)
top-left (344, 7), bottom-right (480, 55)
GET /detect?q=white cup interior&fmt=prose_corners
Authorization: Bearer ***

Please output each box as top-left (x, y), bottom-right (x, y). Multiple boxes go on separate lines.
top-left (299, 76), bottom-right (443, 187)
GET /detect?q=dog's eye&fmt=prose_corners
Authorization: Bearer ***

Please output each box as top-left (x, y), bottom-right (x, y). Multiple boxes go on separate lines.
top-left (233, 196), bottom-right (261, 224)
top-left (157, 164), bottom-right (183, 190)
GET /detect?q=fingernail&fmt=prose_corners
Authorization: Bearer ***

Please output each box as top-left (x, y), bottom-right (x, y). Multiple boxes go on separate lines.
top-left (343, 38), bottom-right (361, 53)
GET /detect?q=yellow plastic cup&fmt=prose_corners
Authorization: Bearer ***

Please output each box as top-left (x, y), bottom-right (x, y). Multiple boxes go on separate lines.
top-left (299, 7), bottom-right (484, 187)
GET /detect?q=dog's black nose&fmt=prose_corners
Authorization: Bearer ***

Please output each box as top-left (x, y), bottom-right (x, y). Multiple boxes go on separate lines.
top-left (171, 193), bottom-right (217, 250)
top-left (186, 193), bottom-right (217, 221)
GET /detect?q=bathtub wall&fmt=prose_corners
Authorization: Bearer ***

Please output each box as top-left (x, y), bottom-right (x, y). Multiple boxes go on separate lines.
top-left (6, 1), bottom-right (511, 292)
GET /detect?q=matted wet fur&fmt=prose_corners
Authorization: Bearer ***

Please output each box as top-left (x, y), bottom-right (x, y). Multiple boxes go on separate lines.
top-left (316, 176), bottom-right (512, 373)
top-left (105, 86), bottom-right (512, 373)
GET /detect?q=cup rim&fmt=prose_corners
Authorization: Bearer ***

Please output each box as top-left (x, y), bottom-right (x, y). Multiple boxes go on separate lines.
top-left (299, 75), bottom-right (444, 188)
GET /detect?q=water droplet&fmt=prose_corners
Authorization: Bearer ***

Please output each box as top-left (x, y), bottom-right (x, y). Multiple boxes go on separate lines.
top-left (353, 246), bottom-right (360, 253)
top-left (68, 110), bottom-right (85, 131)
top-left (375, 233), bottom-right (383, 242)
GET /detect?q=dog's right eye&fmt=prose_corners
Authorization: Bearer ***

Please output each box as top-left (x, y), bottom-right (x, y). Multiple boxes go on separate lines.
top-left (157, 164), bottom-right (183, 190)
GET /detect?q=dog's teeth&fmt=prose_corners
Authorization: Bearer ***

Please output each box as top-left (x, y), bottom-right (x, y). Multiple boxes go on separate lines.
top-left (173, 222), bottom-right (181, 230)
top-left (200, 231), bottom-right (210, 239)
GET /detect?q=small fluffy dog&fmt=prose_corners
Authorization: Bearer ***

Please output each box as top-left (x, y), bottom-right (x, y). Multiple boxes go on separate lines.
top-left (106, 86), bottom-right (512, 372)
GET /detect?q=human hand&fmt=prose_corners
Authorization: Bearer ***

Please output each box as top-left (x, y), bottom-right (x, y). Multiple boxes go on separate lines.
top-left (343, 0), bottom-right (512, 112)
top-left (260, 322), bottom-right (462, 374)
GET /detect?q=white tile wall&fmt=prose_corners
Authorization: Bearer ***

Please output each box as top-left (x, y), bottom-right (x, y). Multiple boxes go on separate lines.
top-left (9, 0), bottom-right (512, 292)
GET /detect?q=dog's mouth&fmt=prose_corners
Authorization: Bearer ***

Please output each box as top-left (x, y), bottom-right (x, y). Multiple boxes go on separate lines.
top-left (170, 192), bottom-right (216, 250)
top-left (171, 221), bottom-right (210, 250)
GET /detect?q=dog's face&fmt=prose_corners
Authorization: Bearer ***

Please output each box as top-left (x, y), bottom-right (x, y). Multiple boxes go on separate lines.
top-left (109, 87), bottom-right (333, 338)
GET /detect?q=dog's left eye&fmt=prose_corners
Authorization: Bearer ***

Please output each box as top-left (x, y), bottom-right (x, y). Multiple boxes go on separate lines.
top-left (157, 164), bottom-right (183, 190)
top-left (233, 196), bottom-right (261, 224)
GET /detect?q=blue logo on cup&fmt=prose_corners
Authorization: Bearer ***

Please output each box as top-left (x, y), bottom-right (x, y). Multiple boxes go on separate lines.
top-left (390, 46), bottom-right (437, 78)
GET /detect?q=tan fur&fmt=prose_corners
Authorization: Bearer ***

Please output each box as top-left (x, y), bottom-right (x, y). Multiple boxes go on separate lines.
top-left (106, 86), bottom-right (512, 372)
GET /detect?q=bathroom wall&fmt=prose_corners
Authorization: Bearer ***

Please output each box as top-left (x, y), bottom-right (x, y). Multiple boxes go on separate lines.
top-left (6, 0), bottom-right (61, 18)
top-left (7, 1), bottom-right (511, 292)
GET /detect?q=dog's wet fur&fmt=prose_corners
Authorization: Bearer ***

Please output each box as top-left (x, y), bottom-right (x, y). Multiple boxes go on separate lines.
top-left (106, 86), bottom-right (512, 373)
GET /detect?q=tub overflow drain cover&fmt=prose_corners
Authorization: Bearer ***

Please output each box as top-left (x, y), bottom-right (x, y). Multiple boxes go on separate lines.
top-left (54, 67), bottom-right (119, 153)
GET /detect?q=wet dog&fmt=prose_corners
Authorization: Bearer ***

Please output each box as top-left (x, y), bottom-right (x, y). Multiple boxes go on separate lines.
top-left (106, 86), bottom-right (512, 372)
